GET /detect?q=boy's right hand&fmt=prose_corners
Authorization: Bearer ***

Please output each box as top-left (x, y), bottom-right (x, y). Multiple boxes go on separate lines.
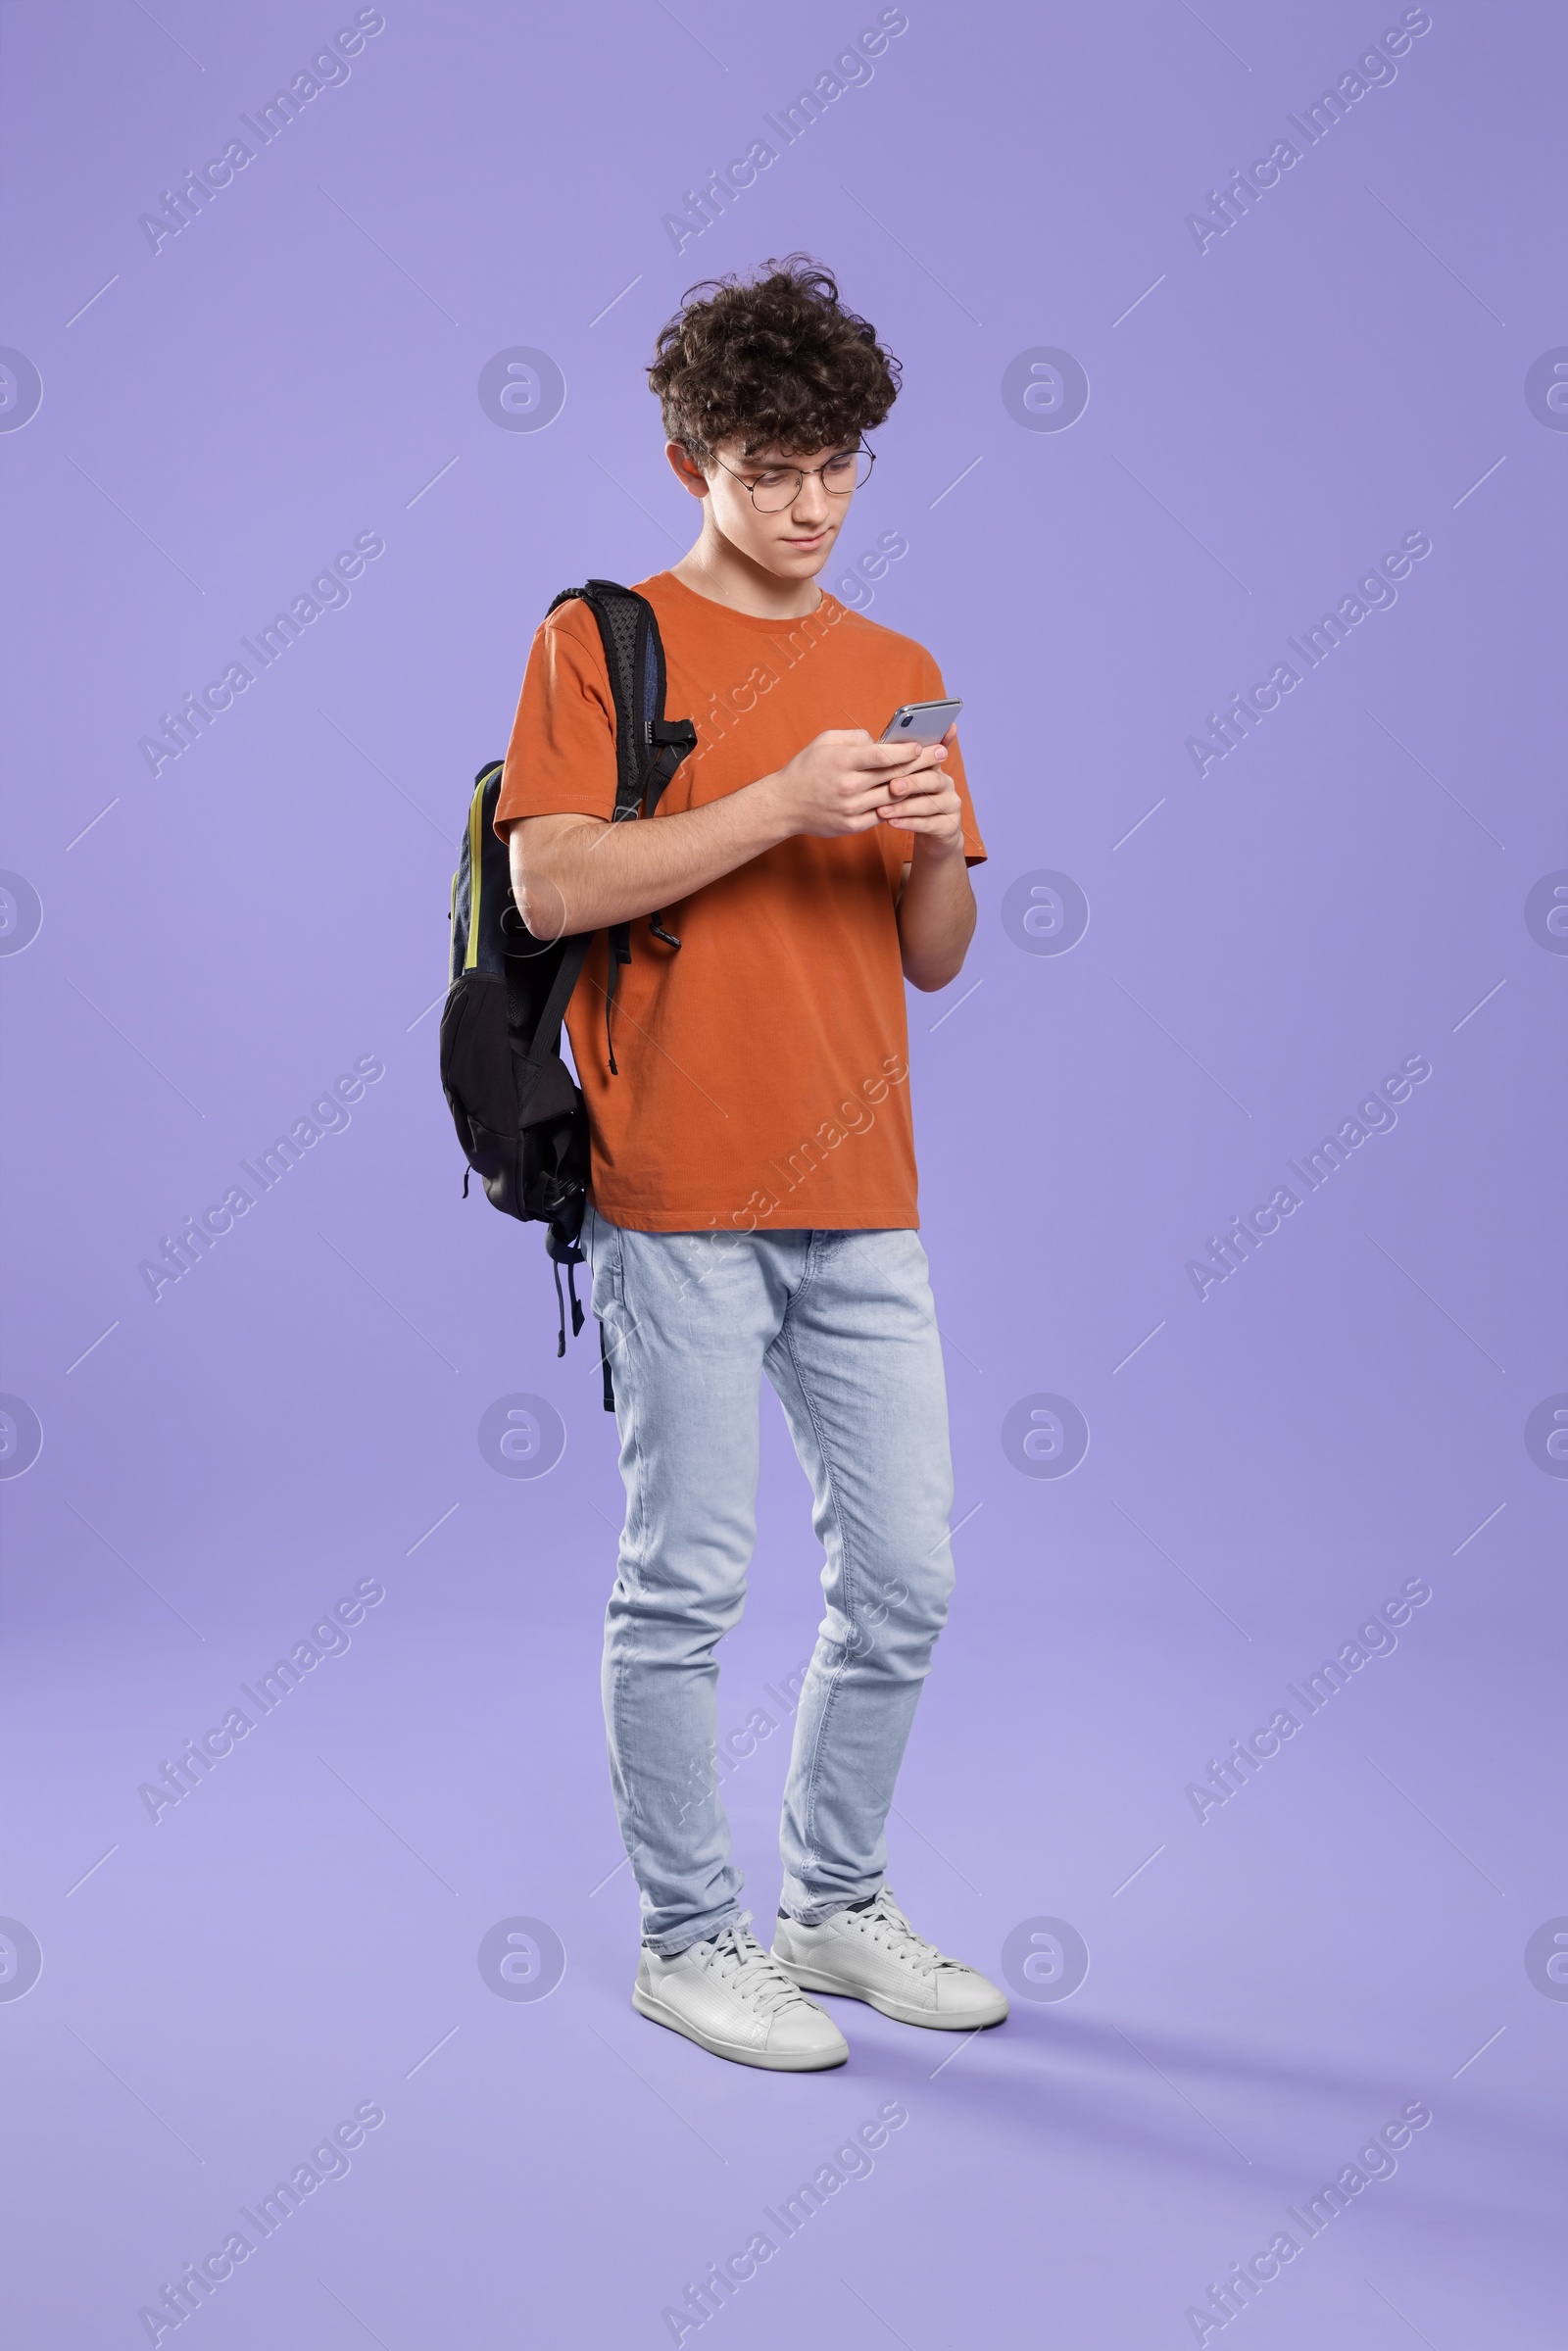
top-left (763, 728), bottom-right (948, 840)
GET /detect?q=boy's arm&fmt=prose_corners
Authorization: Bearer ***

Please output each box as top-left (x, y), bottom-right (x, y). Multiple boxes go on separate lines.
top-left (881, 729), bottom-right (977, 992)
top-left (508, 730), bottom-right (947, 940)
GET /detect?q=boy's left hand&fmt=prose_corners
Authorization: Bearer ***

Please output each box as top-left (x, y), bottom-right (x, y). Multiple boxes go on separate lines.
top-left (875, 727), bottom-right (965, 855)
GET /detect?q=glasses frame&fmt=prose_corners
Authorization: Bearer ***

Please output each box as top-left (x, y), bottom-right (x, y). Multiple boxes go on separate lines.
top-left (712, 444), bottom-right (876, 511)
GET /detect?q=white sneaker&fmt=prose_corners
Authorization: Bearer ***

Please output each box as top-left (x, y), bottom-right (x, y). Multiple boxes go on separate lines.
top-left (633, 1921), bottom-right (850, 2071)
top-left (772, 1886), bottom-right (1009, 2031)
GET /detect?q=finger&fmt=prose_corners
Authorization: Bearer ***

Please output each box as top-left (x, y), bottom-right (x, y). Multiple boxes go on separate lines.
top-left (860, 763), bottom-right (943, 796)
top-left (869, 779), bottom-right (943, 804)
top-left (867, 740), bottom-right (946, 770)
top-left (880, 749), bottom-right (948, 792)
top-left (876, 811), bottom-right (960, 834)
top-left (876, 787), bottom-right (960, 817)
top-left (884, 813), bottom-right (963, 837)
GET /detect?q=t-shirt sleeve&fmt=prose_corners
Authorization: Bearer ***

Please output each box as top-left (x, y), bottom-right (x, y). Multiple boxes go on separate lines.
top-left (877, 645), bottom-right (987, 869)
top-left (494, 601), bottom-right (617, 834)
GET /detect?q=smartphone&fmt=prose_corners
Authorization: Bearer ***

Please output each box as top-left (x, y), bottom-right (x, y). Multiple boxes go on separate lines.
top-left (879, 697), bottom-right (962, 745)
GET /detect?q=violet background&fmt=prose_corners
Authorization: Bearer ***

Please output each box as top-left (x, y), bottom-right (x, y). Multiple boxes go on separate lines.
top-left (1, 2), bottom-right (1563, 2345)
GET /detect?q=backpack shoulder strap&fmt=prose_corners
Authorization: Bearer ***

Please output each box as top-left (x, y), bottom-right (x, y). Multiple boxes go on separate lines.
top-left (544, 580), bottom-right (698, 1069)
top-left (548, 580), bottom-right (650, 823)
top-left (550, 579), bottom-right (699, 820)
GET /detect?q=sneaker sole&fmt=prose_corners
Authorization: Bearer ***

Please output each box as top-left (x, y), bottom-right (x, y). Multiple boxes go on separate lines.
top-left (773, 1959), bottom-right (1009, 2031)
top-left (631, 1983), bottom-right (849, 2071)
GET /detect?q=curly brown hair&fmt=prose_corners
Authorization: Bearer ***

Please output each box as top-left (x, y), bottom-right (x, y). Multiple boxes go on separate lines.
top-left (648, 255), bottom-right (901, 465)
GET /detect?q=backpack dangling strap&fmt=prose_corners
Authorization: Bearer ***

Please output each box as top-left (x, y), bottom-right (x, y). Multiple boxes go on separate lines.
top-left (604, 922), bottom-right (631, 1075)
top-left (552, 1259), bottom-right (567, 1358)
top-left (566, 1259), bottom-right (585, 1338)
top-left (600, 1320), bottom-right (615, 1412)
top-left (523, 930), bottom-right (593, 1067)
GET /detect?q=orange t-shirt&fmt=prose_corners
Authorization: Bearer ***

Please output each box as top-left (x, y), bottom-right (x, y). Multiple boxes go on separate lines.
top-left (494, 570), bottom-right (985, 1234)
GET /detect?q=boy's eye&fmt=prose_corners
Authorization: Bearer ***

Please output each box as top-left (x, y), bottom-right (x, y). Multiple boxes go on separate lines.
top-left (753, 470), bottom-right (789, 488)
top-left (822, 452), bottom-right (858, 479)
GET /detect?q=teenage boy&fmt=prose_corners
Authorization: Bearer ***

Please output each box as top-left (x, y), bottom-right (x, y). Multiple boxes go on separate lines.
top-left (495, 257), bottom-right (1006, 2070)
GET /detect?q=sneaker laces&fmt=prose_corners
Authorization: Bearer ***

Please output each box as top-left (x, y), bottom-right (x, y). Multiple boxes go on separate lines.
top-left (847, 1887), bottom-right (962, 1979)
top-left (698, 1923), bottom-right (817, 2019)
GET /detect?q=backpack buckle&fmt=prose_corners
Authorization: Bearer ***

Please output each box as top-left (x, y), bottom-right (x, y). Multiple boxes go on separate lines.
top-left (650, 718), bottom-right (698, 754)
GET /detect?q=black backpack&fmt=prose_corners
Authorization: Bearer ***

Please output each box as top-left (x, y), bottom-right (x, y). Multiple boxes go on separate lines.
top-left (439, 580), bottom-right (697, 1396)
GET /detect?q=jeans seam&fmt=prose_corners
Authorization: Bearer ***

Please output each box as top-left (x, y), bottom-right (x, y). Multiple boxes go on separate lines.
top-left (779, 1314), bottom-right (860, 1891)
top-left (606, 1241), bottom-right (651, 1879)
top-left (794, 1226), bottom-right (833, 1302)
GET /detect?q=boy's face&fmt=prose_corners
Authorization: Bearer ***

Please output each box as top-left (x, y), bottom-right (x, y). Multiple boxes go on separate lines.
top-left (667, 437), bottom-right (859, 582)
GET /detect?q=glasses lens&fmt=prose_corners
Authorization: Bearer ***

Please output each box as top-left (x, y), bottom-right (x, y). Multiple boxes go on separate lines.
top-left (824, 448), bottom-right (873, 493)
top-left (750, 470), bottom-right (801, 512)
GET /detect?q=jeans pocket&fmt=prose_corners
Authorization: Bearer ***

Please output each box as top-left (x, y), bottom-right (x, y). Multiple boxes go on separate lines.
top-left (587, 1207), bottom-right (624, 1317)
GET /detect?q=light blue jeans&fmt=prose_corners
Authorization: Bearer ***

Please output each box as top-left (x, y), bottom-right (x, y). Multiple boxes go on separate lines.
top-left (584, 1210), bottom-right (957, 1956)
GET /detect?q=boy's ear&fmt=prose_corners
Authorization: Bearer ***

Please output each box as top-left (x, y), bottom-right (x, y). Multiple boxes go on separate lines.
top-left (665, 440), bottom-right (710, 498)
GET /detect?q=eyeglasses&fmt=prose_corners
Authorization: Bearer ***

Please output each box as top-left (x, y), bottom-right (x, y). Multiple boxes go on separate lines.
top-left (714, 446), bottom-right (875, 513)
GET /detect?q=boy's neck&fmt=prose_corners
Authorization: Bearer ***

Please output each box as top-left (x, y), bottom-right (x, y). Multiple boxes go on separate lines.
top-left (669, 525), bottom-right (824, 621)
